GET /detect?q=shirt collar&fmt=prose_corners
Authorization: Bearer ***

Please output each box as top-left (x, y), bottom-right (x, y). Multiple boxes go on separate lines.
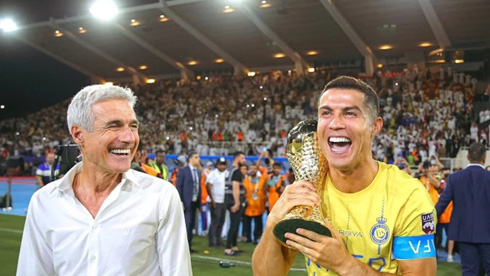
top-left (189, 164), bottom-right (197, 171)
top-left (467, 163), bottom-right (485, 169)
top-left (54, 163), bottom-right (140, 194)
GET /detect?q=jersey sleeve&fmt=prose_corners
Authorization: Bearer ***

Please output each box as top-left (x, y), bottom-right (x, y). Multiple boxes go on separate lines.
top-left (393, 181), bottom-right (437, 260)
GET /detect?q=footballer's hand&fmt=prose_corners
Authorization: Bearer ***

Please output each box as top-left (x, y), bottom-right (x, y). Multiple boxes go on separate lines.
top-left (284, 218), bottom-right (352, 273)
top-left (267, 180), bottom-right (320, 227)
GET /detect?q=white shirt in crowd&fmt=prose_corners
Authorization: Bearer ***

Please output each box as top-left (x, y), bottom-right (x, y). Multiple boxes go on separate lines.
top-left (206, 168), bottom-right (228, 204)
top-left (17, 163), bottom-right (192, 276)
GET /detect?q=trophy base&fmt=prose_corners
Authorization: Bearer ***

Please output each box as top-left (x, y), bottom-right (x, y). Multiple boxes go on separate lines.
top-left (273, 219), bottom-right (332, 248)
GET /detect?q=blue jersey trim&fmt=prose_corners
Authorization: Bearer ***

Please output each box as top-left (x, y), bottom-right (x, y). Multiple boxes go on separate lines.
top-left (393, 235), bottom-right (436, 259)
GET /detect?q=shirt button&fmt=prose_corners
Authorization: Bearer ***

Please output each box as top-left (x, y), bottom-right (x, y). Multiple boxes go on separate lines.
top-left (92, 223), bottom-right (98, 229)
top-left (91, 255), bottom-right (96, 260)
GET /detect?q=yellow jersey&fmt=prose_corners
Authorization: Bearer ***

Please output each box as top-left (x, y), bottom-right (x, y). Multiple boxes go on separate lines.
top-left (306, 162), bottom-right (436, 275)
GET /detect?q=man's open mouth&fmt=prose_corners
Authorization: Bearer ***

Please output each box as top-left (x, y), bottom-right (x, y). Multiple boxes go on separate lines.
top-left (328, 137), bottom-right (352, 154)
top-left (109, 148), bottom-right (131, 156)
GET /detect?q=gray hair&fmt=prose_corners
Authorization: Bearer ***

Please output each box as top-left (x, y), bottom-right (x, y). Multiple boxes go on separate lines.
top-left (67, 84), bottom-right (137, 133)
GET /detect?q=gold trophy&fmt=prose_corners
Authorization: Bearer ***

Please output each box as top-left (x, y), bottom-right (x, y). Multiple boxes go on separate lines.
top-left (273, 119), bottom-right (331, 247)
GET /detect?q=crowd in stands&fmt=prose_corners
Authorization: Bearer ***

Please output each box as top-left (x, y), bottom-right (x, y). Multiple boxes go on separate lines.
top-left (0, 66), bottom-right (487, 177)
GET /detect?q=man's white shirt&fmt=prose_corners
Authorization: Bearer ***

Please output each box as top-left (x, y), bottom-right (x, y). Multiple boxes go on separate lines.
top-left (17, 163), bottom-right (192, 276)
top-left (206, 169), bottom-right (228, 204)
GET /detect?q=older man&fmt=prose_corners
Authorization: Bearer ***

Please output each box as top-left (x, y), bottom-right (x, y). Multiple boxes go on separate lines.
top-left (17, 85), bottom-right (191, 275)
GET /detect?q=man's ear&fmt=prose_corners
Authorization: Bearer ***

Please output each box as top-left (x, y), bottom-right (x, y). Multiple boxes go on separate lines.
top-left (371, 117), bottom-right (383, 136)
top-left (71, 125), bottom-right (84, 146)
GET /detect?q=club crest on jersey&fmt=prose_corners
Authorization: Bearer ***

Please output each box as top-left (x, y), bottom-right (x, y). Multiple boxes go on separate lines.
top-left (421, 213), bottom-right (435, 234)
top-left (370, 217), bottom-right (390, 245)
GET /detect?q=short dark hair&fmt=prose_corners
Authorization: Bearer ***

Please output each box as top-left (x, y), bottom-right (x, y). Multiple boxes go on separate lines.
top-left (468, 142), bottom-right (486, 163)
top-left (233, 151), bottom-right (245, 160)
top-left (188, 150), bottom-right (198, 159)
top-left (273, 163), bottom-right (282, 168)
top-left (319, 76), bottom-right (379, 120)
top-left (156, 149), bottom-right (165, 155)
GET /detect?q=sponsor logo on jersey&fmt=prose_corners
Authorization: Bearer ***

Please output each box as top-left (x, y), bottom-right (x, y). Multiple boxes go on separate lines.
top-left (370, 217), bottom-right (390, 245)
top-left (421, 212), bottom-right (435, 234)
top-left (339, 229), bottom-right (364, 238)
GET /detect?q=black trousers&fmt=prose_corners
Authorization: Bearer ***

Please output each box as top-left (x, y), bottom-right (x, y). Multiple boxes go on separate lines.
top-left (243, 215), bottom-right (263, 243)
top-left (226, 201), bottom-right (244, 249)
top-left (208, 203), bottom-right (226, 246)
top-left (184, 201), bottom-right (199, 249)
top-left (459, 242), bottom-right (490, 276)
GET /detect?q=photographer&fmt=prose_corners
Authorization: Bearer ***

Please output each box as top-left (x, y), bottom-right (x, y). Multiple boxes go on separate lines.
top-left (394, 154), bottom-right (412, 176)
top-left (419, 160), bottom-right (441, 206)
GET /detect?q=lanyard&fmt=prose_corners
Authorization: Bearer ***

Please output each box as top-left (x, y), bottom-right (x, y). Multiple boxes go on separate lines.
top-left (249, 176), bottom-right (259, 194)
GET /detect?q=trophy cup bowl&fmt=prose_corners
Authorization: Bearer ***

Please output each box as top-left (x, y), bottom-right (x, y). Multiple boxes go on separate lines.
top-left (273, 119), bottom-right (331, 247)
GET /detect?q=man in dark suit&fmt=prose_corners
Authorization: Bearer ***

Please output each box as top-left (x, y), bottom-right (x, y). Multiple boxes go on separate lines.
top-left (436, 142), bottom-right (490, 275)
top-left (177, 151), bottom-right (201, 253)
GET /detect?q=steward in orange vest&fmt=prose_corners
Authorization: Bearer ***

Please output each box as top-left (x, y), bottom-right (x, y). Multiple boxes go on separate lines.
top-left (267, 162), bottom-right (286, 213)
top-left (243, 163), bottom-right (268, 243)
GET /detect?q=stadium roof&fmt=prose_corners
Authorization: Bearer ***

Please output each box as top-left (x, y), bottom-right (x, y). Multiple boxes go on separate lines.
top-left (1, 0), bottom-right (490, 83)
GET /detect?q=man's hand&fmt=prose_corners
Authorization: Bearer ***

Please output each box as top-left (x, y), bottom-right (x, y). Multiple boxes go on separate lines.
top-left (267, 180), bottom-right (320, 226)
top-left (284, 219), bottom-right (352, 273)
top-left (211, 200), bottom-right (217, 208)
top-left (231, 203), bottom-right (240, 213)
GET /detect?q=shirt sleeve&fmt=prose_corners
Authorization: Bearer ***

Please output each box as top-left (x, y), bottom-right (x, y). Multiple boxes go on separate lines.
top-left (231, 169), bottom-right (243, 183)
top-left (35, 167), bottom-right (43, 176)
top-left (206, 171), bottom-right (216, 185)
top-left (392, 182), bottom-right (437, 260)
top-left (156, 184), bottom-right (192, 276)
top-left (17, 193), bottom-right (55, 276)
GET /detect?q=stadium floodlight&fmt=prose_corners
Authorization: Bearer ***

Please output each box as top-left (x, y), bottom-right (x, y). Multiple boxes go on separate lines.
top-left (0, 18), bottom-right (18, 32)
top-left (90, 0), bottom-right (118, 20)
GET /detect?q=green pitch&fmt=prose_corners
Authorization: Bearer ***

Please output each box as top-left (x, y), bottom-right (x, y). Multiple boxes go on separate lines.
top-left (0, 214), bottom-right (462, 275)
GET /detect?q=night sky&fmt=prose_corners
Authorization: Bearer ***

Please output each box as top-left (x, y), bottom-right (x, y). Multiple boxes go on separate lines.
top-left (0, 37), bottom-right (90, 120)
top-left (0, 0), bottom-right (155, 120)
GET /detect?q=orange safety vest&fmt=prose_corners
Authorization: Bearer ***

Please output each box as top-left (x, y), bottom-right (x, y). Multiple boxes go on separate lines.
top-left (244, 167), bottom-right (268, 217)
top-left (420, 176), bottom-right (439, 206)
top-left (200, 173), bottom-right (208, 205)
top-left (169, 168), bottom-right (179, 187)
top-left (439, 201), bottom-right (453, 224)
top-left (141, 163), bottom-right (159, 177)
top-left (268, 174), bottom-right (286, 212)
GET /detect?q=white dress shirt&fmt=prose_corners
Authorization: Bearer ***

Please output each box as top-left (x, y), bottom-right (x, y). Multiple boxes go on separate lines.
top-left (206, 169), bottom-right (228, 204)
top-left (17, 163), bottom-right (192, 276)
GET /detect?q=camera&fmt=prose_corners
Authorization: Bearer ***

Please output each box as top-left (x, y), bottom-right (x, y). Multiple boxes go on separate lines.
top-left (54, 143), bottom-right (82, 176)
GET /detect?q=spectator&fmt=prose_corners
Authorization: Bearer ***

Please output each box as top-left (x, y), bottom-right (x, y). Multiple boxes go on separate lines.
top-left (206, 157), bottom-right (228, 248)
top-left (35, 151), bottom-right (59, 187)
top-left (224, 151), bottom-right (246, 256)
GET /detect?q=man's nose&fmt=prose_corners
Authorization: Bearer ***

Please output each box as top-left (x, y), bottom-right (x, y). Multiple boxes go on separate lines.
top-left (120, 126), bottom-right (137, 143)
top-left (328, 115), bottom-right (345, 129)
